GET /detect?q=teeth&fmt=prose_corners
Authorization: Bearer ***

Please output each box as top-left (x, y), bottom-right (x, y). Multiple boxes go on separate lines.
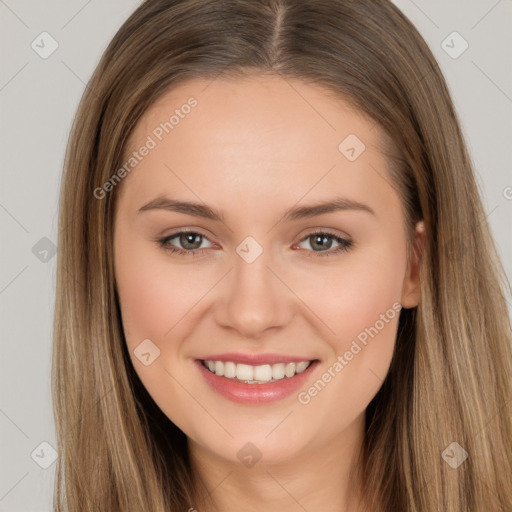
top-left (224, 361), bottom-right (236, 378)
top-left (273, 363), bottom-right (285, 379)
top-left (203, 359), bottom-right (313, 383)
top-left (296, 361), bottom-right (309, 373)
top-left (214, 361), bottom-right (224, 376)
top-left (253, 364), bottom-right (272, 381)
top-left (285, 362), bottom-right (296, 377)
top-left (236, 363), bottom-right (254, 381)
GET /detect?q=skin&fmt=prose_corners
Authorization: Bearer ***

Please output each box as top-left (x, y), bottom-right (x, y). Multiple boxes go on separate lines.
top-left (113, 74), bottom-right (424, 512)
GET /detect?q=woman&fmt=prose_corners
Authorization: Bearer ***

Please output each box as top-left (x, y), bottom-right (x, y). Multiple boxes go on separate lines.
top-left (52, 1), bottom-right (512, 510)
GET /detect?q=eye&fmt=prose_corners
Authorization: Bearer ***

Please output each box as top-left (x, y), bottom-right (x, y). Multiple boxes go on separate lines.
top-left (295, 230), bottom-right (353, 257)
top-left (157, 230), bottom-right (215, 257)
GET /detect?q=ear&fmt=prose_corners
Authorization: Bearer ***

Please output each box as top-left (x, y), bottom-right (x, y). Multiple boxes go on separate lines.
top-left (400, 221), bottom-right (426, 309)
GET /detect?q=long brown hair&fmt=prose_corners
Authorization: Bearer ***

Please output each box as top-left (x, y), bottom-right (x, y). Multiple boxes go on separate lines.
top-left (52, 1), bottom-right (512, 510)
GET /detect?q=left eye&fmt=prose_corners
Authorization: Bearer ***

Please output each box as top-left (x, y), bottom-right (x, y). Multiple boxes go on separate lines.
top-left (295, 231), bottom-right (352, 255)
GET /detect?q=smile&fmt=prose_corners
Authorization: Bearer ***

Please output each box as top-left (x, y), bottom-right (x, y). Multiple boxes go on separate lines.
top-left (202, 359), bottom-right (312, 384)
top-left (195, 358), bottom-right (320, 404)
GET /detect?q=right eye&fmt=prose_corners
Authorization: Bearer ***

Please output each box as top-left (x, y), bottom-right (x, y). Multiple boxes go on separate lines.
top-left (158, 230), bottom-right (215, 256)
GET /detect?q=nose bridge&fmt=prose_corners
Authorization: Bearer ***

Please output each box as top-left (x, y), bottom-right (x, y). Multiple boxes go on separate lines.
top-left (215, 237), bottom-right (293, 337)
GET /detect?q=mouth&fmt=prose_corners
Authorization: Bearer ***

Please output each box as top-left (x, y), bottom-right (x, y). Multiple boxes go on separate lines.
top-left (195, 357), bottom-right (320, 404)
top-left (200, 359), bottom-right (315, 384)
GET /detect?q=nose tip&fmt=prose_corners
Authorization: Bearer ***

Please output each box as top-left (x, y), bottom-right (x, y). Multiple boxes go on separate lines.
top-left (214, 252), bottom-right (294, 339)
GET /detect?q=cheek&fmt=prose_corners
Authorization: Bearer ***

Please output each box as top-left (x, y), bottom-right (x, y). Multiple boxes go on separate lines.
top-left (290, 242), bottom-right (406, 347)
top-left (292, 242), bottom-right (406, 425)
top-left (114, 243), bottom-right (213, 430)
top-left (114, 238), bottom-right (211, 347)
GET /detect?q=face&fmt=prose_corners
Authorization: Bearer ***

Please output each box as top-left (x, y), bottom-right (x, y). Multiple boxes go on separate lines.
top-left (113, 74), bottom-right (423, 465)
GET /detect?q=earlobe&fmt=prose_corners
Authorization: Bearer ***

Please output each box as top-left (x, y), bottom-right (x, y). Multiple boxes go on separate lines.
top-left (401, 221), bottom-right (426, 309)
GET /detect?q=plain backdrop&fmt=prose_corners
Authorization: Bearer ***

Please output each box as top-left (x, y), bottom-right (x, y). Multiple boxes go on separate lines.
top-left (0, 1), bottom-right (511, 510)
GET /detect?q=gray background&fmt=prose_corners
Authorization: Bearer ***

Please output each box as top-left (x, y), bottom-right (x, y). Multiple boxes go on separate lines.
top-left (0, 1), bottom-right (510, 510)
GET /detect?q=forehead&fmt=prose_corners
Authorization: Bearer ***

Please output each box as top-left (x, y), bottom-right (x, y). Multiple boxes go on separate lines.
top-left (117, 74), bottom-right (397, 221)
top-left (129, 73), bottom-right (378, 155)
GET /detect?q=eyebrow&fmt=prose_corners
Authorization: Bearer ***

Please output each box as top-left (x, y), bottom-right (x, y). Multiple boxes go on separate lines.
top-left (137, 195), bottom-right (375, 221)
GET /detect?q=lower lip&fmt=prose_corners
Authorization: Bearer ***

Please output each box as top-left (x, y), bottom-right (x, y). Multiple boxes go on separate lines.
top-left (195, 359), bottom-right (319, 404)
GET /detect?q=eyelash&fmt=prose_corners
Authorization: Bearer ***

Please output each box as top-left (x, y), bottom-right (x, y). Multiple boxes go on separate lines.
top-left (156, 229), bottom-right (353, 258)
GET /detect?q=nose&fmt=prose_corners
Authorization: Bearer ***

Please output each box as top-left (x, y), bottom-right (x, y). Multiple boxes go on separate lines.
top-left (214, 244), bottom-right (295, 339)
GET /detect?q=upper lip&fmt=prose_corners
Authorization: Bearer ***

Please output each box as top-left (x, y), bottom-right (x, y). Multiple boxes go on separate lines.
top-left (197, 353), bottom-right (317, 365)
